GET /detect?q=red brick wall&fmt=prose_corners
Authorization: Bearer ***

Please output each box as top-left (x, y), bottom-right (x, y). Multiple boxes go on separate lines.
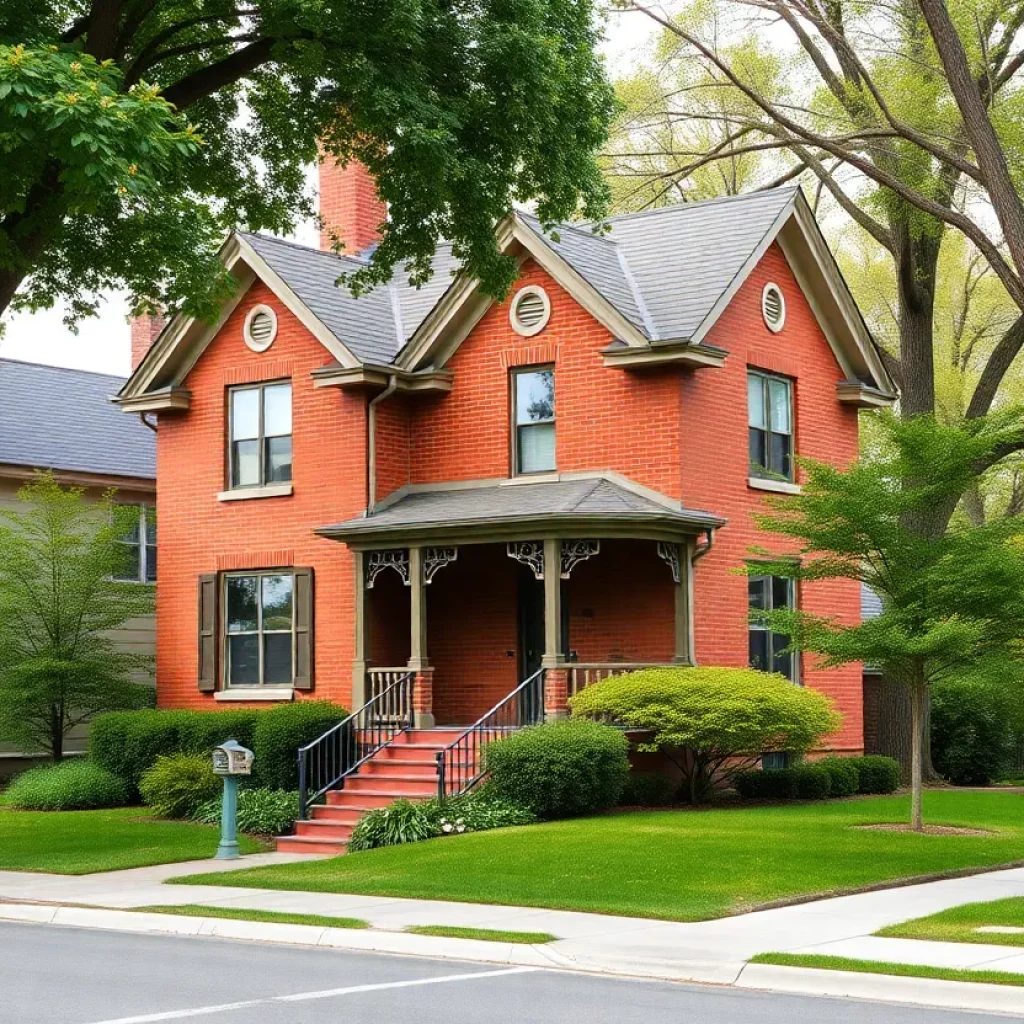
top-left (155, 280), bottom-right (367, 710)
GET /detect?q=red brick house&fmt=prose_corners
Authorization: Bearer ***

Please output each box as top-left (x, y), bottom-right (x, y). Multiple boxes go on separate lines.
top-left (116, 166), bottom-right (894, 850)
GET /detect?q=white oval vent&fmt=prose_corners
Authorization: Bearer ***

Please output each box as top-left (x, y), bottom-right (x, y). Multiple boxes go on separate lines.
top-left (244, 305), bottom-right (278, 352)
top-left (510, 286), bottom-right (551, 337)
top-left (762, 283), bottom-right (786, 333)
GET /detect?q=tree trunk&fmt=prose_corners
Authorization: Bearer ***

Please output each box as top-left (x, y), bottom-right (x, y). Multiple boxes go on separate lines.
top-left (910, 680), bottom-right (926, 830)
top-left (50, 703), bottom-right (64, 763)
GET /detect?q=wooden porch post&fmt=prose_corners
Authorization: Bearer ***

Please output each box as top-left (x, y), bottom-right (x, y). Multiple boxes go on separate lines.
top-left (407, 546), bottom-right (435, 728)
top-left (542, 538), bottom-right (568, 718)
top-left (352, 550), bottom-right (369, 708)
top-left (673, 540), bottom-right (696, 666)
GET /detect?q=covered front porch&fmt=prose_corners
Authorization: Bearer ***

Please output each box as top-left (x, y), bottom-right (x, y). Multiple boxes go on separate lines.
top-left (320, 475), bottom-right (724, 728)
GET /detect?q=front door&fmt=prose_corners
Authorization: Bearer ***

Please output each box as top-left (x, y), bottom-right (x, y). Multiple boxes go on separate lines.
top-left (517, 569), bottom-right (569, 681)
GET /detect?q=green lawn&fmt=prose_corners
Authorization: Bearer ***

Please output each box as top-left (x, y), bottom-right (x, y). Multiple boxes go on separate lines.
top-left (0, 808), bottom-right (266, 874)
top-left (133, 905), bottom-right (367, 929)
top-left (172, 791), bottom-right (1024, 921)
top-left (878, 897), bottom-right (1024, 947)
top-left (404, 925), bottom-right (556, 944)
top-left (750, 952), bottom-right (1024, 988)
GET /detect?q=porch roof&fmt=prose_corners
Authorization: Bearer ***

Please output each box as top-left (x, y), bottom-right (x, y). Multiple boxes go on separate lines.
top-left (317, 475), bottom-right (725, 546)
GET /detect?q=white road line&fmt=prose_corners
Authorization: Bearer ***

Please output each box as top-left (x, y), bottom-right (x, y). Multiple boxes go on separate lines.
top-left (84, 966), bottom-right (540, 1024)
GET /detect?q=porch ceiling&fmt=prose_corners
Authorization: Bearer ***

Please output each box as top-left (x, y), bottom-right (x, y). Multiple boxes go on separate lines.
top-left (317, 475), bottom-right (725, 547)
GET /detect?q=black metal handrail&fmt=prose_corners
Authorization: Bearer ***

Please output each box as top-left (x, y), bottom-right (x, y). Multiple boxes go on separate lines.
top-left (436, 668), bottom-right (544, 799)
top-left (297, 671), bottom-right (414, 819)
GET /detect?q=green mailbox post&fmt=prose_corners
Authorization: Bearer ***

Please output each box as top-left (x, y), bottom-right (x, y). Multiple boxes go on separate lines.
top-left (212, 740), bottom-right (254, 860)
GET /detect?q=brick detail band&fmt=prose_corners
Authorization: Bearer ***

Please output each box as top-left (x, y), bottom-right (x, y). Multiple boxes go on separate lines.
top-left (500, 342), bottom-right (560, 369)
top-left (223, 359), bottom-right (295, 386)
top-left (216, 550), bottom-right (295, 571)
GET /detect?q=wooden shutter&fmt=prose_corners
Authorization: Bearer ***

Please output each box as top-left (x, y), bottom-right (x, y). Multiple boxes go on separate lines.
top-left (197, 573), bottom-right (218, 692)
top-left (293, 567), bottom-right (314, 691)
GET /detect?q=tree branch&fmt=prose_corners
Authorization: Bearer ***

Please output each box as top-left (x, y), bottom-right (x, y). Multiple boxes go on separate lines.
top-left (160, 37), bottom-right (277, 110)
top-left (966, 314), bottom-right (1024, 420)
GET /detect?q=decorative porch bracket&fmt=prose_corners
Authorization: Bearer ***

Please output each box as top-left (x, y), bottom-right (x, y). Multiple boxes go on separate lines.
top-left (507, 540), bottom-right (545, 580)
top-left (423, 546), bottom-right (458, 584)
top-left (560, 539), bottom-right (600, 579)
top-left (657, 542), bottom-right (681, 584)
top-left (366, 549), bottom-right (410, 589)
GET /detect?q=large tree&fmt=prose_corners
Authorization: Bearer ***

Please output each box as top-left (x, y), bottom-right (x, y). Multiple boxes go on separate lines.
top-left (0, 1), bottom-right (614, 326)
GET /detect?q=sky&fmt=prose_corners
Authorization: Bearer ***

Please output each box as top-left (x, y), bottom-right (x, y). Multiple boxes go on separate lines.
top-left (0, 12), bottom-right (658, 378)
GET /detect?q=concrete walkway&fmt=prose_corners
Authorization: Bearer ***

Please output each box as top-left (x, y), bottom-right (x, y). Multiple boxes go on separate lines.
top-left (6, 856), bottom-right (1024, 1010)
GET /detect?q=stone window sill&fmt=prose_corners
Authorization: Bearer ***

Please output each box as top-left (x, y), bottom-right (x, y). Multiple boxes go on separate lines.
top-left (217, 483), bottom-right (293, 502)
top-left (215, 688), bottom-right (295, 702)
top-left (748, 476), bottom-right (802, 495)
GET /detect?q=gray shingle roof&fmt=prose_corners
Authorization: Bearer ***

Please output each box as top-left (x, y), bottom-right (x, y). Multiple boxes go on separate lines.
top-left (240, 187), bottom-right (801, 364)
top-left (319, 476), bottom-right (724, 540)
top-left (862, 583), bottom-right (883, 620)
top-left (0, 359), bottom-right (155, 480)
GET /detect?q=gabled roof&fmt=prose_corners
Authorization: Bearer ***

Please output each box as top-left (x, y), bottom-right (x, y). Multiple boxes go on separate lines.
top-left (0, 359), bottom-right (155, 480)
top-left (117, 186), bottom-right (895, 407)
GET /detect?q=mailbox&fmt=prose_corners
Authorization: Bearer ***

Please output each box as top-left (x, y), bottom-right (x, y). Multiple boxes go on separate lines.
top-left (212, 739), bottom-right (253, 777)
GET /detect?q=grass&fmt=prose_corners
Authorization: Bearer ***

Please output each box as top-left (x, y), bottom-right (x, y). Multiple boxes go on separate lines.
top-left (0, 808), bottom-right (266, 874)
top-left (403, 925), bottom-right (556, 944)
top-left (133, 904), bottom-right (368, 929)
top-left (750, 952), bottom-right (1024, 988)
top-left (878, 896), bottom-right (1024, 947)
top-left (171, 791), bottom-right (1024, 921)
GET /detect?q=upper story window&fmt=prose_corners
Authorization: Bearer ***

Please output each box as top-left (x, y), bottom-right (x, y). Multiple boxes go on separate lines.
top-left (749, 575), bottom-right (796, 681)
top-left (229, 382), bottom-right (292, 489)
top-left (114, 503), bottom-right (156, 583)
top-left (513, 367), bottom-right (555, 474)
top-left (748, 370), bottom-right (793, 481)
top-left (225, 571), bottom-right (294, 686)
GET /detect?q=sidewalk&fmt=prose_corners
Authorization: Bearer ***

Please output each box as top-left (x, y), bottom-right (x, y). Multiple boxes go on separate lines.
top-left (5, 856), bottom-right (1024, 1012)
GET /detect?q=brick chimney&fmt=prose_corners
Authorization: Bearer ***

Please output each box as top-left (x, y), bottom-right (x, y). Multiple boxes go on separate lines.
top-left (130, 313), bottom-right (166, 371)
top-left (318, 156), bottom-right (386, 254)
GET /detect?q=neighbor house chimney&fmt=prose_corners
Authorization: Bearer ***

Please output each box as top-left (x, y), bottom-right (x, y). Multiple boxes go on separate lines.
top-left (318, 156), bottom-right (386, 254)
top-left (130, 313), bottom-right (166, 371)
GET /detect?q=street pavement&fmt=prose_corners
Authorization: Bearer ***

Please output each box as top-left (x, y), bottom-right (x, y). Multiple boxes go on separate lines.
top-left (0, 921), bottom-right (1014, 1024)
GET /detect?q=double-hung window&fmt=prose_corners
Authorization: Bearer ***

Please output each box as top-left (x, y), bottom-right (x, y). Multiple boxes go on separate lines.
top-left (749, 575), bottom-right (796, 681)
top-left (513, 367), bottom-right (555, 474)
top-left (748, 371), bottom-right (793, 480)
top-left (225, 572), bottom-right (294, 686)
top-left (114, 503), bottom-right (156, 583)
top-left (229, 382), bottom-right (292, 489)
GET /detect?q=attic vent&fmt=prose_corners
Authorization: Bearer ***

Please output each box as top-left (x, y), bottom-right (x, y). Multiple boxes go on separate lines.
top-left (510, 285), bottom-right (551, 337)
top-left (761, 283), bottom-right (786, 333)
top-left (244, 304), bottom-right (278, 352)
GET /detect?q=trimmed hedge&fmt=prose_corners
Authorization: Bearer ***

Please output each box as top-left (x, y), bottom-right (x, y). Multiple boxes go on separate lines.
top-left (139, 754), bottom-right (221, 819)
top-left (619, 771), bottom-right (676, 807)
top-left (931, 680), bottom-right (1012, 786)
top-left (483, 719), bottom-right (629, 819)
top-left (817, 756), bottom-right (860, 798)
top-left (847, 755), bottom-right (900, 794)
top-left (3, 760), bottom-right (130, 810)
top-left (89, 702), bottom-right (347, 795)
top-left (734, 764), bottom-right (832, 801)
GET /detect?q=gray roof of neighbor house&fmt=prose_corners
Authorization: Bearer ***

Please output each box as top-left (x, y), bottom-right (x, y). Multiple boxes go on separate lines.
top-left (0, 359), bottom-right (155, 480)
top-left (319, 476), bottom-right (724, 542)
top-left (862, 583), bottom-right (883, 620)
top-left (240, 187), bottom-right (801, 367)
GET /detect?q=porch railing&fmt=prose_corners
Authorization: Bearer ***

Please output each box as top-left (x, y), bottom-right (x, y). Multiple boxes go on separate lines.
top-left (436, 668), bottom-right (545, 799)
top-left (367, 667), bottom-right (415, 720)
top-left (566, 662), bottom-right (674, 697)
top-left (297, 670), bottom-right (414, 820)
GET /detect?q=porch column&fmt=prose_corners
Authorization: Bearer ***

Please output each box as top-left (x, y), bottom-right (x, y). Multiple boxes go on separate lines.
top-left (673, 540), bottom-right (696, 666)
top-left (407, 546), bottom-right (435, 728)
top-left (351, 550), bottom-right (370, 708)
top-left (542, 538), bottom-right (568, 719)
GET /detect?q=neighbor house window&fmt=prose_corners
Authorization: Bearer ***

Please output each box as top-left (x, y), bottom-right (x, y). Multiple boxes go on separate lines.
top-left (229, 381), bottom-right (292, 489)
top-left (225, 572), bottom-right (294, 686)
top-left (114, 504), bottom-right (156, 583)
top-left (748, 371), bottom-right (793, 480)
top-left (749, 575), bottom-right (796, 681)
top-left (513, 367), bottom-right (555, 474)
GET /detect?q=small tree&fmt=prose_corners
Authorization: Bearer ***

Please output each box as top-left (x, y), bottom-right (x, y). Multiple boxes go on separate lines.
top-left (569, 666), bottom-right (840, 804)
top-left (0, 473), bottom-right (153, 760)
top-left (751, 411), bottom-right (1024, 830)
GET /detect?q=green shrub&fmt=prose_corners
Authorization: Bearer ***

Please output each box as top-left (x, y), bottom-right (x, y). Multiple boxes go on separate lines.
top-left (619, 771), bottom-right (676, 807)
top-left (483, 719), bottom-right (629, 820)
top-left (569, 666), bottom-right (841, 804)
top-left (734, 765), bottom-right (831, 801)
top-left (931, 680), bottom-right (1013, 787)
top-left (192, 789), bottom-right (299, 835)
top-left (436, 792), bottom-right (536, 832)
top-left (847, 755), bottom-right (900, 794)
top-left (348, 799), bottom-right (439, 851)
top-left (3, 760), bottom-right (130, 810)
top-left (252, 702), bottom-right (347, 790)
top-left (817, 756), bottom-right (859, 798)
top-left (139, 753), bottom-right (221, 819)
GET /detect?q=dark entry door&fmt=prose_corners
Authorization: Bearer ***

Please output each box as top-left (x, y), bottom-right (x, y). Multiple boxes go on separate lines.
top-left (517, 570), bottom-right (570, 682)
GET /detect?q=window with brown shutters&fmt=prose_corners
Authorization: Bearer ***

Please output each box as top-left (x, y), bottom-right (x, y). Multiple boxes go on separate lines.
top-left (197, 574), bottom-right (218, 692)
top-left (293, 567), bottom-right (314, 691)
